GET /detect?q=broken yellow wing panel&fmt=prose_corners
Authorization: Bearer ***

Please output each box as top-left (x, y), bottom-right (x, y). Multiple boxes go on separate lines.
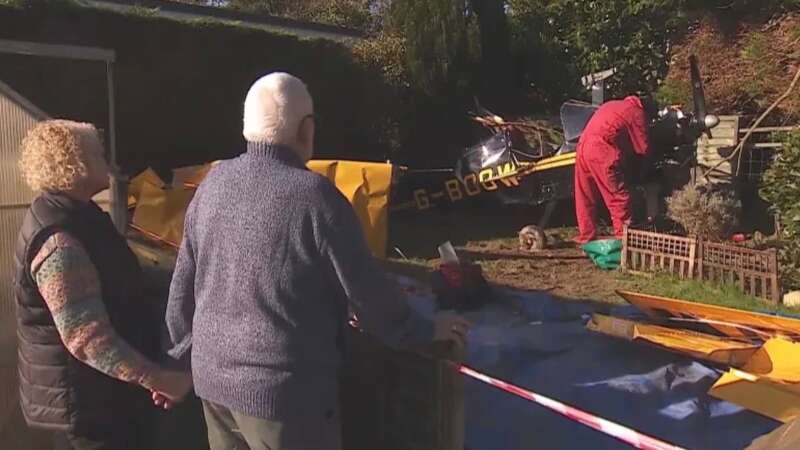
top-left (586, 314), bottom-right (635, 339)
top-left (588, 314), bottom-right (758, 366)
top-left (617, 290), bottom-right (800, 340)
top-left (741, 338), bottom-right (800, 383)
top-left (709, 339), bottom-right (800, 423)
top-left (633, 324), bottom-right (759, 366)
top-left (710, 369), bottom-right (800, 423)
top-left (592, 301), bottom-right (800, 423)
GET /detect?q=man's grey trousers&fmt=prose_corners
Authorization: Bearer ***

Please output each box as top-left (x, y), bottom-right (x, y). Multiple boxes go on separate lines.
top-left (202, 400), bottom-right (342, 450)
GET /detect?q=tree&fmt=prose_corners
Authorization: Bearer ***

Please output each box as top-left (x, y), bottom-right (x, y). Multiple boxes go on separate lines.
top-left (469, 0), bottom-right (515, 108)
top-left (508, 0), bottom-right (686, 98)
top-left (179, 0), bottom-right (378, 31)
top-left (385, 0), bottom-right (475, 94)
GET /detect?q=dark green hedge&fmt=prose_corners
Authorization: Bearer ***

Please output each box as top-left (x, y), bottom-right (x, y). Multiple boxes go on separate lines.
top-left (0, 1), bottom-right (394, 173)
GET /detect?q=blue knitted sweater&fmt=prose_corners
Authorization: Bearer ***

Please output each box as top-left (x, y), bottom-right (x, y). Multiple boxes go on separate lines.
top-left (165, 142), bottom-right (433, 420)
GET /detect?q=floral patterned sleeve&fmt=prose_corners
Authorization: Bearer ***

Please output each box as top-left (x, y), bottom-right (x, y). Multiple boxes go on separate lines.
top-left (31, 231), bottom-right (157, 388)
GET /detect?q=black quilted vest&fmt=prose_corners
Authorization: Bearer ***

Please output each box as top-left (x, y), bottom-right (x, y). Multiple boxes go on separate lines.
top-left (14, 192), bottom-right (158, 432)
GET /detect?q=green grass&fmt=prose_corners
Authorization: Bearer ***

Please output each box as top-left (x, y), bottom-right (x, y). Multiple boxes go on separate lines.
top-left (622, 274), bottom-right (800, 316)
top-left (126, 5), bottom-right (159, 18)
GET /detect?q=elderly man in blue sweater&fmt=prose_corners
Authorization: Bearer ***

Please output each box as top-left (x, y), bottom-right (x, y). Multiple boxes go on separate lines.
top-left (163, 72), bottom-right (471, 450)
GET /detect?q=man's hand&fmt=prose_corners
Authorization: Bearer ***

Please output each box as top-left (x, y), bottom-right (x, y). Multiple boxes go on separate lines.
top-left (148, 369), bottom-right (192, 410)
top-left (433, 312), bottom-right (472, 348)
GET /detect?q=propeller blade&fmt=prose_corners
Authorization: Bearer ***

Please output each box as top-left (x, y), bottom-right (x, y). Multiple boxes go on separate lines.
top-left (473, 96), bottom-right (495, 118)
top-left (689, 54), bottom-right (710, 136)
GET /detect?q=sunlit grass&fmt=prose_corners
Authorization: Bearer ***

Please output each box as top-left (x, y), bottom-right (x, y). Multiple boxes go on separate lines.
top-left (618, 273), bottom-right (800, 316)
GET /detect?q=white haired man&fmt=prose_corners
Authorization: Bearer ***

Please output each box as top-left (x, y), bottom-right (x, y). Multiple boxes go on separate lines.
top-left (163, 73), bottom-right (471, 450)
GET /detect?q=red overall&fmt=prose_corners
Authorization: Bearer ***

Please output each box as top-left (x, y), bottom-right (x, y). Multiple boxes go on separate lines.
top-left (574, 96), bottom-right (650, 243)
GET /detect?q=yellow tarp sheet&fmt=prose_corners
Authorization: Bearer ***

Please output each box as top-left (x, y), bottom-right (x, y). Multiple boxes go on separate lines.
top-left (129, 160), bottom-right (393, 258)
top-left (710, 338), bottom-right (800, 423)
top-left (306, 160), bottom-right (392, 259)
top-left (131, 179), bottom-right (195, 248)
top-left (587, 314), bottom-right (759, 367)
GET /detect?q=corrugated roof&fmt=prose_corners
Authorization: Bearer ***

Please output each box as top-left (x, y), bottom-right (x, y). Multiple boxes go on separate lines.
top-left (0, 79), bottom-right (48, 121)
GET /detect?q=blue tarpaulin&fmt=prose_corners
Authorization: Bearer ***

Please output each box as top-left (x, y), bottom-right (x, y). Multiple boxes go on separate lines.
top-left (398, 277), bottom-right (782, 450)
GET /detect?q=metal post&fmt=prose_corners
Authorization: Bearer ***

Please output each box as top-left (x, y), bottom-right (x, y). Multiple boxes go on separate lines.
top-left (537, 200), bottom-right (558, 229)
top-left (591, 80), bottom-right (605, 105)
top-left (644, 182), bottom-right (660, 222)
top-left (106, 61), bottom-right (128, 234)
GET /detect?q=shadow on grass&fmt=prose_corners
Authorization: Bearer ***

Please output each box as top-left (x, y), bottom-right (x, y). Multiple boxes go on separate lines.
top-left (389, 203), bottom-right (578, 259)
top-left (456, 249), bottom-right (587, 262)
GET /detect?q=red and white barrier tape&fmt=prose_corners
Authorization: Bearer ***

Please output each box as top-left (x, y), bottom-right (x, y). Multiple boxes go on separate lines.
top-left (348, 320), bottom-right (686, 449)
top-left (455, 364), bottom-right (688, 450)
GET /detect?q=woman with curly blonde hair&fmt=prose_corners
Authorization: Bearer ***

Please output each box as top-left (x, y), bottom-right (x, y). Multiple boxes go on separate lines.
top-left (14, 120), bottom-right (191, 450)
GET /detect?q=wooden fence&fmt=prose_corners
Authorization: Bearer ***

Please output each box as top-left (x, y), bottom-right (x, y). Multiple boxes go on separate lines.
top-left (698, 242), bottom-right (781, 303)
top-left (621, 227), bottom-right (697, 279)
top-left (622, 227), bottom-right (781, 303)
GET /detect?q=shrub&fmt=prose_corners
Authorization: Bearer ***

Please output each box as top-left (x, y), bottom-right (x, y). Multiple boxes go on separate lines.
top-left (660, 14), bottom-right (800, 122)
top-left (666, 184), bottom-right (741, 240)
top-left (760, 131), bottom-right (800, 290)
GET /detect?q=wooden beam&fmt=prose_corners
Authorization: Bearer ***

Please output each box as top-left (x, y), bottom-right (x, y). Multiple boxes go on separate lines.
top-left (739, 125), bottom-right (800, 133)
top-left (0, 39), bottom-right (115, 62)
top-left (751, 143), bottom-right (784, 148)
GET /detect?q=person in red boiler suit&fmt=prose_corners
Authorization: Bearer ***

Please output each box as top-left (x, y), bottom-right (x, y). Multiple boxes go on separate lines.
top-left (574, 95), bottom-right (655, 244)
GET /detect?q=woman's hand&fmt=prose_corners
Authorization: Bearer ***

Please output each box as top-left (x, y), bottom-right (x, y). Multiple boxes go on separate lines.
top-left (148, 369), bottom-right (193, 410)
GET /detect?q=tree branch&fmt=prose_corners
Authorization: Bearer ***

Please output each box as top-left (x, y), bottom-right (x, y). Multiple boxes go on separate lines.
top-left (700, 65), bottom-right (800, 180)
